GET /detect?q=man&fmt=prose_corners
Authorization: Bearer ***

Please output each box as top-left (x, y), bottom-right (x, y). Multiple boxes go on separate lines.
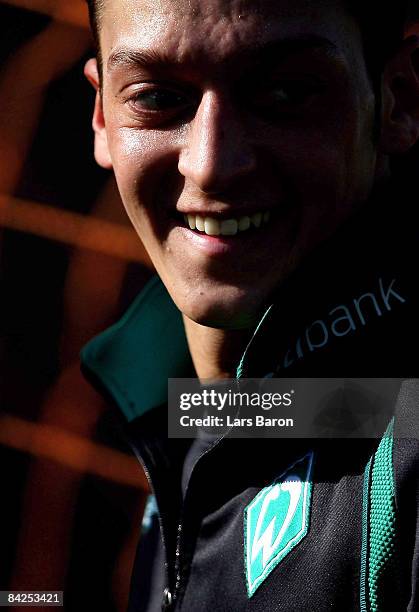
top-left (81, 1), bottom-right (419, 610)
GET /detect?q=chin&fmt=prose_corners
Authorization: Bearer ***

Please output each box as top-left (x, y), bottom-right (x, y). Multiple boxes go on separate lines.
top-left (175, 287), bottom-right (266, 330)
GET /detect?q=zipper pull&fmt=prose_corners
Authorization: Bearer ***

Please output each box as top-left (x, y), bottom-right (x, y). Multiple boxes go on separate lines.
top-left (161, 587), bottom-right (173, 611)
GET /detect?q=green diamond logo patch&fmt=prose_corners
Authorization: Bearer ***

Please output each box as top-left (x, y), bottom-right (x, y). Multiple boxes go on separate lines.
top-left (244, 452), bottom-right (314, 597)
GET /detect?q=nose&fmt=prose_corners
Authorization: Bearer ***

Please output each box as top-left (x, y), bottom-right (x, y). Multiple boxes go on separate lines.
top-left (178, 91), bottom-right (256, 193)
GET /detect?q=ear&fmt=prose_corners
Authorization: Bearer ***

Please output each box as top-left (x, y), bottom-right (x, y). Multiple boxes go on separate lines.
top-left (84, 58), bottom-right (113, 170)
top-left (380, 35), bottom-right (419, 155)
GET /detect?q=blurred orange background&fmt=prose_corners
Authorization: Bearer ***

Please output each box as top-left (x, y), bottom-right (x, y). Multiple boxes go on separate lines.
top-left (0, 2), bottom-right (154, 610)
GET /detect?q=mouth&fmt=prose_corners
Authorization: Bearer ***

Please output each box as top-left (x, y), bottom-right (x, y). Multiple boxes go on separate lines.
top-left (179, 210), bottom-right (271, 236)
top-left (165, 204), bottom-right (297, 261)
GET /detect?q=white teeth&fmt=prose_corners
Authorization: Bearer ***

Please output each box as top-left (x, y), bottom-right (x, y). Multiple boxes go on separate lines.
top-left (251, 212), bottom-right (262, 228)
top-left (220, 219), bottom-right (238, 236)
top-left (195, 216), bottom-right (205, 232)
top-left (182, 211), bottom-right (271, 236)
top-left (238, 216), bottom-right (250, 231)
top-left (204, 217), bottom-right (221, 236)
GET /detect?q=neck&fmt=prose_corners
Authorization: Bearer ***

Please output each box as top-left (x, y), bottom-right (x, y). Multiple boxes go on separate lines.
top-left (182, 316), bottom-right (254, 380)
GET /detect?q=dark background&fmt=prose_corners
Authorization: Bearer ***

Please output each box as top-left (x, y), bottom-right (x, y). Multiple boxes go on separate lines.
top-left (0, 2), bottom-right (152, 610)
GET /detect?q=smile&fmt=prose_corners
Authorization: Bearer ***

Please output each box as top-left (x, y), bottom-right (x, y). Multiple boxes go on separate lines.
top-left (182, 211), bottom-right (271, 236)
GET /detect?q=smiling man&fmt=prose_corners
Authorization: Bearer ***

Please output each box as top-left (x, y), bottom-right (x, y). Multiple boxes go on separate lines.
top-left (81, 1), bottom-right (419, 611)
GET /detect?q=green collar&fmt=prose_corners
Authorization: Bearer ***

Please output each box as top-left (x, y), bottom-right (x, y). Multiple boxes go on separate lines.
top-left (81, 276), bottom-right (265, 421)
top-left (80, 275), bottom-right (270, 422)
top-left (80, 276), bottom-right (193, 421)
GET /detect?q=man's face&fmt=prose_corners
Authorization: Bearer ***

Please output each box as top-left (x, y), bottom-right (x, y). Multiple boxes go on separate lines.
top-left (93, 0), bottom-right (381, 328)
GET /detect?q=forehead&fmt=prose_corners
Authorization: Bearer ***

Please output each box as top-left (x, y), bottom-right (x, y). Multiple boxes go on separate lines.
top-left (100, 0), bottom-right (363, 72)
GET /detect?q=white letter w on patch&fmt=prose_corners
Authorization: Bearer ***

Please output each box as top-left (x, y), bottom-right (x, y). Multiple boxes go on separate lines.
top-left (244, 452), bottom-right (314, 597)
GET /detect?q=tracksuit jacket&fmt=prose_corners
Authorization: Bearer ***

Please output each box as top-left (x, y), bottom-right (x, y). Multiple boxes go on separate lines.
top-left (81, 179), bottom-right (419, 611)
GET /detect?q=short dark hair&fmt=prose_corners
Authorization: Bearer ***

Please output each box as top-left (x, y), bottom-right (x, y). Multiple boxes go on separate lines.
top-left (86, 0), bottom-right (104, 72)
top-left (348, 3), bottom-right (408, 75)
top-left (86, 0), bottom-right (102, 47)
top-left (86, 0), bottom-right (409, 84)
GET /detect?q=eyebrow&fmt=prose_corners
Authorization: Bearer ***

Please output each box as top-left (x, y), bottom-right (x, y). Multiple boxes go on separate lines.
top-left (107, 35), bottom-right (340, 73)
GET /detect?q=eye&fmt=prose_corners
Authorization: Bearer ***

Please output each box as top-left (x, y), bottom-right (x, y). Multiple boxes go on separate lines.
top-left (124, 84), bottom-right (196, 127)
top-left (271, 81), bottom-right (317, 104)
top-left (250, 77), bottom-right (325, 114)
top-left (130, 88), bottom-right (189, 112)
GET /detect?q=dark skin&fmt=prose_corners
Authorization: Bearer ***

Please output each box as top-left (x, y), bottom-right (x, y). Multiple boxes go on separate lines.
top-left (85, 0), bottom-right (419, 379)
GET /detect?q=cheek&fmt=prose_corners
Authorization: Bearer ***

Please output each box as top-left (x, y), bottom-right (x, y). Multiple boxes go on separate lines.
top-left (264, 116), bottom-right (376, 256)
top-left (269, 106), bottom-right (376, 208)
top-left (107, 125), bottom-right (178, 212)
top-left (108, 127), bottom-right (162, 189)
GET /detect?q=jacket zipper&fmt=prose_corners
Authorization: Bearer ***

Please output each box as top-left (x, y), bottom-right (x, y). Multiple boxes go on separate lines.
top-left (130, 445), bottom-right (175, 602)
top-left (171, 433), bottom-right (230, 607)
top-left (173, 523), bottom-right (183, 604)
